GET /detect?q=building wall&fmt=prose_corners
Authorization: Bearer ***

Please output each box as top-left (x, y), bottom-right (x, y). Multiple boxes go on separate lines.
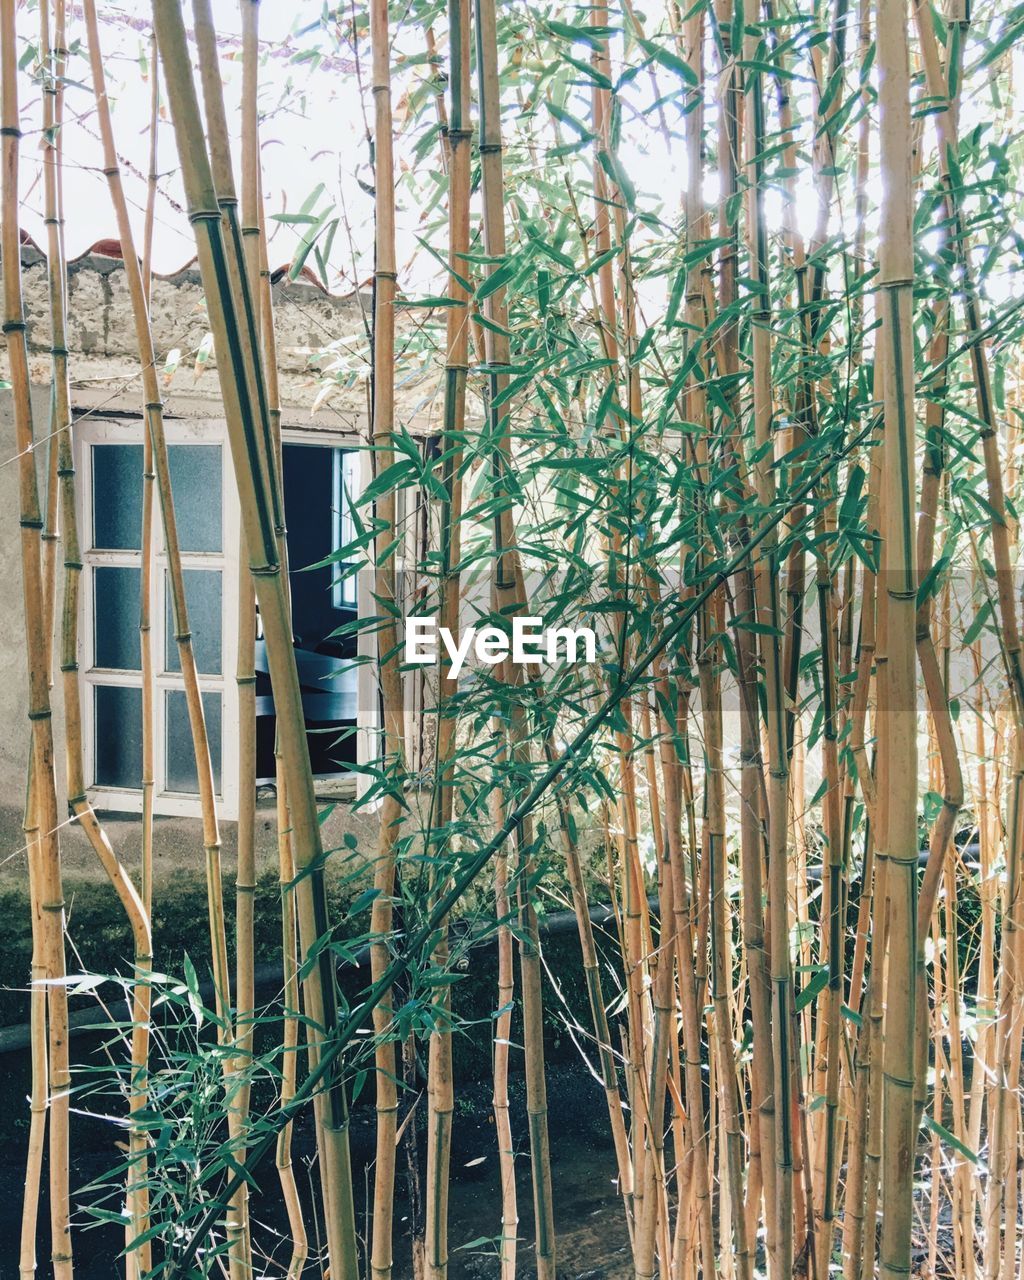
top-left (0, 252), bottom-right (395, 890)
top-left (0, 381), bottom-right (60, 826)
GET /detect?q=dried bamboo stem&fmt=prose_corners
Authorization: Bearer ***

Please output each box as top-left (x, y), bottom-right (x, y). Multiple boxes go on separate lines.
top-left (2, 2), bottom-right (73, 1271)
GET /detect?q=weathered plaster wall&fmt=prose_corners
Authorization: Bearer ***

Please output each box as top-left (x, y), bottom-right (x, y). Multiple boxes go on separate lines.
top-left (0, 382), bottom-right (58, 825)
top-left (14, 248), bottom-right (378, 425)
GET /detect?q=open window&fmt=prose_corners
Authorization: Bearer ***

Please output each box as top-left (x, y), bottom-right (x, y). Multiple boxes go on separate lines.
top-left (77, 417), bottom-right (367, 820)
top-left (255, 440), bottom-right (361, 782)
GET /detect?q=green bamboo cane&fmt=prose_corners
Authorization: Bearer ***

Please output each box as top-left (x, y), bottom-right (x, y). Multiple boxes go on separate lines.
top-left (698, 600), bottom-right (751, 1280)
top-left (232, 3), bottom-right (262, 1273)
top-left (877, 2), bottom-right (919, 1277)
top-left (423, 5), bottom-right (473, 1273)
top-left (252, 112), bottom-right (310, 1280)
top-left (742, 13), bottom-right (781, 1269)
top-left (674, 10), bottom-right (719, 1274)
top-left (152, 5), bottom-right (359, 1277)
top-left (368, 0), bottom-right (408, 1276)
top-left (472, 1), bottom-right (524, 1273)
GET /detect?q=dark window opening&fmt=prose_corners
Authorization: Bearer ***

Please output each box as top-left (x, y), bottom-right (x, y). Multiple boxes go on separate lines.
top-left (255, 443), bottom-right (359, 782)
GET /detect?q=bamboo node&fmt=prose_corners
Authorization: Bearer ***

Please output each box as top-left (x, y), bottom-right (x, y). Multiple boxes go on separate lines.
top-left (1, 319), bottom-right (27, 333)
top-left (26, 709), bottom-right (52, 721)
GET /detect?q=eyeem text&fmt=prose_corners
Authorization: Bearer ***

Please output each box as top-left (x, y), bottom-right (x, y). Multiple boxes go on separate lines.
top-left (405, 616), bottom-right (597, 680)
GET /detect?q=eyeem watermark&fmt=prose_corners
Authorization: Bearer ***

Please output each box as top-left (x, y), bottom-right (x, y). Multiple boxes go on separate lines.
top-left (406, 616), bottom-right (597, 680)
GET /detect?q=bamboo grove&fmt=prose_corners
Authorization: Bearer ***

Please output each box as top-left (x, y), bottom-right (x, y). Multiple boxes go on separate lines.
top-left (3, 0), bottom-right (1024, 1278)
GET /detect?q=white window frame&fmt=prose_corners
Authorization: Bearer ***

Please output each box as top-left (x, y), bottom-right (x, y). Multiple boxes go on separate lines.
top-left (77, 417), bottom-right (378, 819)
top-left (77, 416), bottom-right (240, 819)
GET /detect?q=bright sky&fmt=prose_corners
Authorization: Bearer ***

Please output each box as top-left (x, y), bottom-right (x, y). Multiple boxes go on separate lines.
top-left (13, 1), bottom-right (1022, 316)
top-left (14, 0), bottom-right (830, 304)
top-left (15, 2), bottom-right (373, 282)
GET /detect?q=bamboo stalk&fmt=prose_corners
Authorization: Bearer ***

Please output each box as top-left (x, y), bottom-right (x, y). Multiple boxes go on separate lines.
top-left (741, 19), bottom-right (783, 1273)
top-left (368, 1), bottom-right (408, 1277)
top-left (82, 0), bottom-right (229, 1023)
top-left (276, 780), bottom-right (309, 1280)
top-left (40, 6), bottom-right (157, 1275)
top-left (876, 3), bottom-right (919, 1276)
top-left (18, 772), bottom-right (48, 1280)
top-left (231, 4), bottom-right (262, 1273)
top-left (489, 760), bottom-right (518, 1280)
top-left (252, 106), bottom-right (309, 1278)
top-left (674, 9), bottom-right (717, 1275)
top-left (699, 601), bottom-right (751, 1280)
top-left (2, 2), bottom-right (73, 1270)
top-left (424, 7), bottom-right (473, 1274)
top-left (476, 3), bottom-right (578, 1272)
top-left (152, 6), bottom-right (360, 1276)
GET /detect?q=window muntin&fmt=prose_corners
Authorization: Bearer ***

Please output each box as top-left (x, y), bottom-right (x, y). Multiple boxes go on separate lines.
top-left (332, 447), bottom-right (358, 609)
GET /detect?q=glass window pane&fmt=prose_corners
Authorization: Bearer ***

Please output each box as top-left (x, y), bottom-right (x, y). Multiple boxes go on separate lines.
top-left (165, 689), bottom-right (221, 794)
top-left (94, 566), bottom-right (141, 671)
top-left (332, 449), bottom-right (357, 609)
top-left (168, 445), bottom-right (222, 553)
top-left (94, 685), bottom-right (143, 789)
top-left (92, 444), bottom-right (144, 550)
top-left (165, 569), bottom-right (222, 675)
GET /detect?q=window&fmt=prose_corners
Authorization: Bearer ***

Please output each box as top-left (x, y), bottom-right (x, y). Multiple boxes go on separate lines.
top-left (77, 418), bottom-right (370, 820)
top-left (79, 419), bottom-right (239, 817)
top-left (255, 440), bottom-right (362, 782)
